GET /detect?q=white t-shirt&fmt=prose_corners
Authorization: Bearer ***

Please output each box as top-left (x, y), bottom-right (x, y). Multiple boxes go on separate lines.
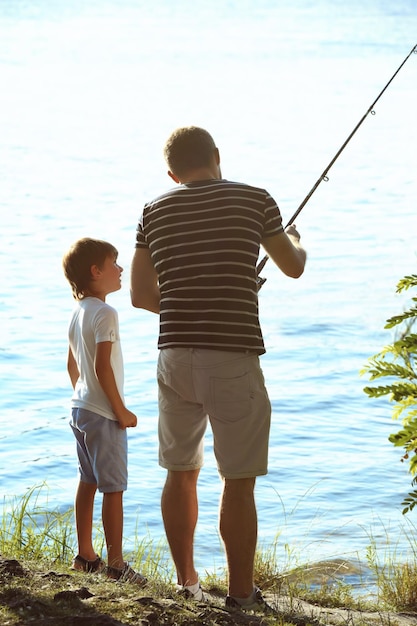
top-left (68, 297), bottom-right (124, 421)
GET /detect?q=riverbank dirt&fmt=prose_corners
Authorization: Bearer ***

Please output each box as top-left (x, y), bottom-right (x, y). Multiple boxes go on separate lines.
top-left (1, 557), bottom-right (417, 626)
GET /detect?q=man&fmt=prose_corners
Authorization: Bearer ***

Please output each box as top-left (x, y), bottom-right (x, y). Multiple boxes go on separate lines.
top-left (130, 126), bottom-right (306, 613)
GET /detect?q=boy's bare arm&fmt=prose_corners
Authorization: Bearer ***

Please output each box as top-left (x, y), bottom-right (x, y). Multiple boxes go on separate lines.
top-left (94, 341), bottom-right (137, 429)
top-left (67, 346), bottom-right (80, 389)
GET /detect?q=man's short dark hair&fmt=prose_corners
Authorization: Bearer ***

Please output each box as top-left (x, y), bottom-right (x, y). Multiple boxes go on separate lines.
top-left (163, 126), bottom-right (216, 178)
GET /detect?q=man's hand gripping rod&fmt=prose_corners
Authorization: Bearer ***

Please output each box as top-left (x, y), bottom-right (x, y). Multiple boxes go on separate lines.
top-left (256, 44), bottom-right (417, 290)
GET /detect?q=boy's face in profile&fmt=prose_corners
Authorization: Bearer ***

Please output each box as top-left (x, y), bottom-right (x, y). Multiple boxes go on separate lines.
top-left (95, 255), bottom-right (123, 296)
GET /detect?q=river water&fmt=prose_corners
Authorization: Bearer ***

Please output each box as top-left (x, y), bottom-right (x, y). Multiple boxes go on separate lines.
top-left (1, 0), bottom-right (417, 589)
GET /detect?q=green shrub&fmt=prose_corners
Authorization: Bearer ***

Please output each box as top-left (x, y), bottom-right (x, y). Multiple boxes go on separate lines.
top-left (362, 274), bottom-right (417, 513)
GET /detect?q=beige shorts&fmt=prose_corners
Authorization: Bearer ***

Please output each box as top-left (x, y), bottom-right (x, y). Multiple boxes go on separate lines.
top-left (157, 348), bottom-right (271, 479)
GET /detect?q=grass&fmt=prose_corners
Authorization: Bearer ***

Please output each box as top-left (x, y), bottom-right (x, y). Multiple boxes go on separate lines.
top-left (365, 520), bottom-right (417, 612)
top-left (0, 483), bottom-right (174, 584)
top-left (1, 484), bottom-right (77, 562)
top-left (1, 484), bottom-right (417, 625)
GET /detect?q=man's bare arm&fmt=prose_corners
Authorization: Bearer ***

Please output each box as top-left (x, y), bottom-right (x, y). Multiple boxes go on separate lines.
top-left (130, 248), bottom-right (160, 313)
top-left (261, 225), bottom-right (306, 279)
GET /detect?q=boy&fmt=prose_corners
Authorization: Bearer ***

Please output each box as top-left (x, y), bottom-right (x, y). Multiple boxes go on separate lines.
top-left (63, 237), bottom-right (146, 585)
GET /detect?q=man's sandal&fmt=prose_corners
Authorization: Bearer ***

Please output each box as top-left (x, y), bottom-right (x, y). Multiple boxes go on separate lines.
top-left (71, 554), bottom-right (106, 573)
top-left (106, 562), bottom-right (147, 586)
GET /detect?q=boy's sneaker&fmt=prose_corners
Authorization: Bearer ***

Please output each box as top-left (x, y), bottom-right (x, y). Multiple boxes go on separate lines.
top-left (106, 562), bottom-right (147, 587)
top-left (225, 587), bottom-right (278, 615)
top-left (176, 582), bottom-right (206, 602)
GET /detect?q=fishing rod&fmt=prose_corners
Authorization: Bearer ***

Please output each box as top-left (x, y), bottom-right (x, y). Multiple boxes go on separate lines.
top-left (257, 43), bottom-right (417, 289)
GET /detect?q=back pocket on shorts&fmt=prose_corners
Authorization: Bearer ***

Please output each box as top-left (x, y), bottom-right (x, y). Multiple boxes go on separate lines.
top-left (209, 372), bottom-right (252, 421)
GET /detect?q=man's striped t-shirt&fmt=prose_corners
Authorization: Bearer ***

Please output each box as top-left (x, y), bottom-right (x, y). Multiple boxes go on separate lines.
top-left (135, 178), bottom-right (283, 354)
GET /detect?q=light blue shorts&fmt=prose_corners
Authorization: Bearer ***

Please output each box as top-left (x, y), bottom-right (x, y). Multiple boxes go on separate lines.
top-left (70, 408), bottom-right (128, 493)
top-left (157, 348), bottom-right (271, 479)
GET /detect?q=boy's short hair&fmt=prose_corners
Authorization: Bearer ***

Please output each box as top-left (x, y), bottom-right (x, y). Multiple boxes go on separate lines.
top-left (163, 126), bottom-right (217, 178)
top-left (63, 237), bottom-right (118, 300)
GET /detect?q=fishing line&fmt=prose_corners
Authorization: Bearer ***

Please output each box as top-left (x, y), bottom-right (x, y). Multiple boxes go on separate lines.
top-left (257, 43), bottom-right (417, 289)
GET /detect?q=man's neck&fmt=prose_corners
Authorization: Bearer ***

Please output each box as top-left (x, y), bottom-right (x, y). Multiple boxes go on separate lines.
top-left (179, 169), bottom-right (219, 183)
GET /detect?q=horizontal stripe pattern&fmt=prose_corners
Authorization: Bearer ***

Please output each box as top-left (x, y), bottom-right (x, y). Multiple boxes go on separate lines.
top-left (136, 179), bottom-right (283, 354)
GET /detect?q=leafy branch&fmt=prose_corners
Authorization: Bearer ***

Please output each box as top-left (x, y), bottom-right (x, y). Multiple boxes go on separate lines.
top-left (362, 274), bottom-right (417, 513)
